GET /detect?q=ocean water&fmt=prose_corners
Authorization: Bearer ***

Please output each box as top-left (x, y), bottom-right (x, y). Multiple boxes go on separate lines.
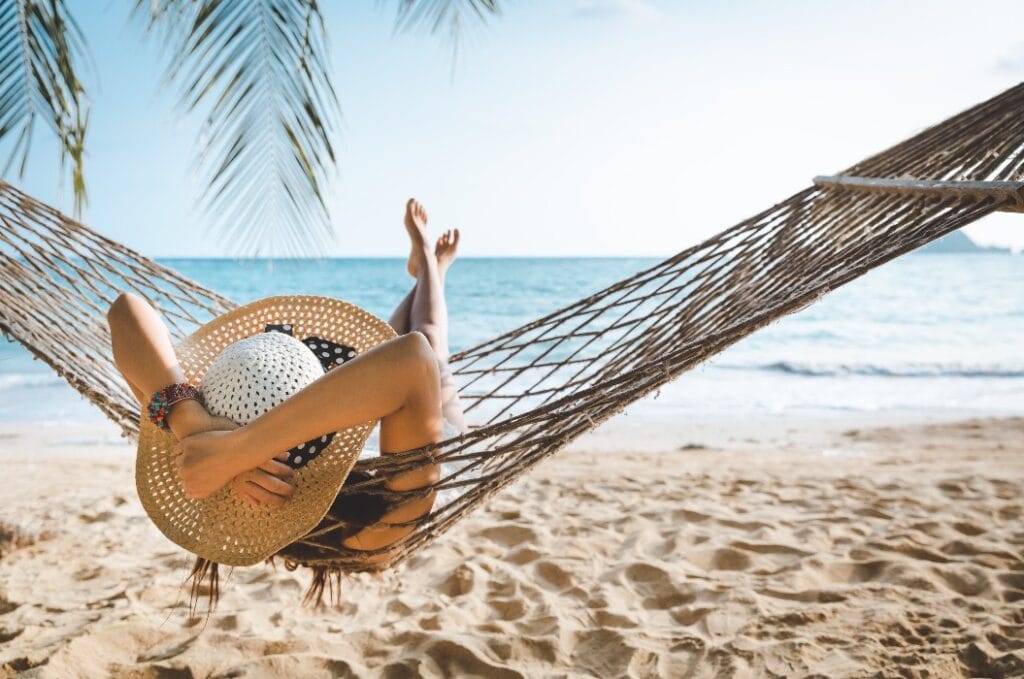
top-left (0, 253), bottom-right (1022, 425)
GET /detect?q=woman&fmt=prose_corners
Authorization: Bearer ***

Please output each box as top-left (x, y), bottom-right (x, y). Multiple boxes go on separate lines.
top-left (107, 198), bottom-right (462, 555)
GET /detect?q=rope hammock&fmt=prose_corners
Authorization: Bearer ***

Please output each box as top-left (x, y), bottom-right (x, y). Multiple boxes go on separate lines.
top-left (1, 82), bottom-right (1022, 604)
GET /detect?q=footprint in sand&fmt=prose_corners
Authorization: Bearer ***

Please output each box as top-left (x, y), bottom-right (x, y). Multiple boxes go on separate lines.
top-left (486, 576), bottom-right (520, 599)
top-left (488, 634), bottom-right (561, 665)
top-left (534, 561), bottom-right (573, 591)
top-left (688, 547), bottom-right (753, 572)
top-left (77, 510), bottom-right (114, 524)
top-left (820, 559), bottom-right (890, 584)
top-left (990, 478), bottom-right (1018, 500)
top-left (756, 587), bottom-right (847, 604)
top-left (73, 565), bottom-right (104, 581)
top-left (715, 517), bottom-right (773, 531)
top-left (489, 597), bottom-right (528, 621)
top-left (2, 656), bottom-right (46, 674)
top-left (952, 521), bottom-right (987, 536)
top-left (387, 599), bottom-right (414, 617)
top-left (572, 628), bottom-right (644, 678)
top-left (226, 656), bottom-right (362, 677)
top-left (997, 504), bottom-right (1021, 520)
top-left (996, 572), bottom-right (1024, 602)
top-left (422, 639), bottom-right (526, 678)
top-left (959, 641), bottom-right (1024, 678)
top-left (214, 614), bottom-right (240, 631)
top-left (478, 524), bottom-right (538, 548)
top-left (667, 508), bottom-right (710, 523)
top-left (439, 564), bottom-right (476, 597)
top-left (645, 534), bottom-right (681, 559)
top-left (590, 609), bottom-right (640, 628)
top-left (514, 613), bottom-right (561, 638)
top-left (136, 635), bottom-right (199, 664)
top-left (0, 627), bottom-right (23, 643)
top-left (729, 540), bottom-right (812, 558)
top-left (621, 563), bottom-right (694, 609)
top-left (506, 546), bottom-right (542, 565)
top-left (853, 506), bottom-right (894, 520)
top-left (937, 478), bottom-right (976, 498)
top-left (669, 605), bottom-right (714, 626)
top-left (933, 565), bottom-right (992, 597)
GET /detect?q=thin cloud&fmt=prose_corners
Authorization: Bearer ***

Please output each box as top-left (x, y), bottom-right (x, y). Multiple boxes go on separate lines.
top-left (572, 0), bottom-right (661, 20)
top-left (993, 42), bottom-right (1024, 73)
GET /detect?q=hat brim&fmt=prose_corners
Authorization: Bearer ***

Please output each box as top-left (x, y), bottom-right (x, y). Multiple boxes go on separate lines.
top-left (135, 294), bottom-right (397, 567)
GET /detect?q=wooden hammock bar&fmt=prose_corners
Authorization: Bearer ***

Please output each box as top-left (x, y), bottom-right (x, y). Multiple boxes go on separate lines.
top-left (814, 174), bottom-right (1024, 211)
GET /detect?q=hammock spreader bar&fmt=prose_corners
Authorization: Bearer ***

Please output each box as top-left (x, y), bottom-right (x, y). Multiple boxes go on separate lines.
top-left (814, 175), bottom-right (1024, 211)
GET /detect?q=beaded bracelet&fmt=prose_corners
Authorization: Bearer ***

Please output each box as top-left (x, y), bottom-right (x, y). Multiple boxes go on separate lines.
top-left (147, 382), bottom-right (205, 432)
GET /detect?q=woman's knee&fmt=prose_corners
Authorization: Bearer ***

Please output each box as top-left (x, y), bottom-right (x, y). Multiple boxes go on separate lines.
top-left (410, 324), bottom-right (444, 355)
top-left (106, 291), bottom-right (149, 327)
top-left (397, 331), bottom-right (436, 368)
top-left (393, 332), bottom-right (442, 405)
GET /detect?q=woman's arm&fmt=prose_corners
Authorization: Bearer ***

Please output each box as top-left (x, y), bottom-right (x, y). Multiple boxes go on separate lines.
top-left (175, 332), bottom-right (443, 502)
top-left (107, 291), bottom-right (295, 506)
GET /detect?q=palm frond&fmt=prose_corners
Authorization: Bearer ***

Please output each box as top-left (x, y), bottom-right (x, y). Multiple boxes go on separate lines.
top-left (0, 0), bottom-right (90, 215)
top-left (389, 0), bottom-right (502, 60)
top-left (134, 0), bottom-right (340, 258)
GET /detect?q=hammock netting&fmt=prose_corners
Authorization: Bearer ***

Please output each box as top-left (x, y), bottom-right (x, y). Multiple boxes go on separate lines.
top-left (1, 82), bottom-right (1022, 598)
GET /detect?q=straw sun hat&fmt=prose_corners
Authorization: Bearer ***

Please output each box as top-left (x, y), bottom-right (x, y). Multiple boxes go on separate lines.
top-left (136, 294), bottom-right (397, 567)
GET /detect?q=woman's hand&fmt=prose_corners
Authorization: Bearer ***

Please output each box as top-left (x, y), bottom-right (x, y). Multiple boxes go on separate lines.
top-left (174, 428), bottom-right (250, 500)
top-left (175, 428), bottom-right (297, 506)
top-left (231, 452), bottom-right (295, 508)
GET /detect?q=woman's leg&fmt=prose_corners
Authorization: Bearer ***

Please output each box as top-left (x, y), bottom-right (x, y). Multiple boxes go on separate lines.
top-left (347, 201), bottom-right (463, 552)
top-left (387, 284), bottom-right (415, 335)
top-left (408, 250), bottom-right (449, 358)
top-left (398, 202), bottom-right (469, 431)
top-left (389, 220), bottom-right (459, 339)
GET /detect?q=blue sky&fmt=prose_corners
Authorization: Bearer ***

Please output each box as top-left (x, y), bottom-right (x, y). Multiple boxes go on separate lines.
top-left (6, 0), bottom-right (1024, 256)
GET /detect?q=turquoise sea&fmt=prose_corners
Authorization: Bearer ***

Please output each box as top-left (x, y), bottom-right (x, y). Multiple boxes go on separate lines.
top-left (0, 253), bottom-right (1022, 425)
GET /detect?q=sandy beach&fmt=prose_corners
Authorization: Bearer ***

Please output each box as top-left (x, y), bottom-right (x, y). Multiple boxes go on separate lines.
top-left (0, 412), bottom-right (1021, 677)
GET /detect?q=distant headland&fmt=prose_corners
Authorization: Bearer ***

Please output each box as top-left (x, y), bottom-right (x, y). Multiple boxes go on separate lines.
top-left (918, 230), bottom-right (1012, 254)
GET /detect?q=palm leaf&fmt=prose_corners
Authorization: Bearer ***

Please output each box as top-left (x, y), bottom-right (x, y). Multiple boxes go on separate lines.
top-left (134, 0), bottom-right (340, 257)
top-left (0, 0), bottom-right (90, 216)
top-left (390, 0), bottom-right (502, 60)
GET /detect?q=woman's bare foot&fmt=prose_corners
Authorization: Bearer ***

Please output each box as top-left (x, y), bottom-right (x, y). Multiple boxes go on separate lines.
top-left (405, 198), bottom-right (431, 278)
top-left (434, 228), bottom-right (460, 280)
